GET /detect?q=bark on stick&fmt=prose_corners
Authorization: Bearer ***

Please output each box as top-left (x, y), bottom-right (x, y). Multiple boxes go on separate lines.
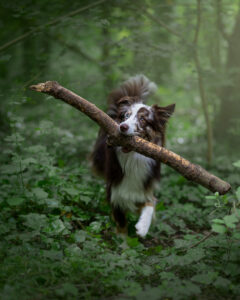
top-left (30, 81), bottom-right (231, 195)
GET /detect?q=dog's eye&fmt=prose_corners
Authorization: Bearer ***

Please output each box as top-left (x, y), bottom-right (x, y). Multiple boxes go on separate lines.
top-left (124, 112), bottom-right (130, 119)
top-left (119, 112), bottom-right (131, 121)
top-left (140, 116), bottom-right (145, 122)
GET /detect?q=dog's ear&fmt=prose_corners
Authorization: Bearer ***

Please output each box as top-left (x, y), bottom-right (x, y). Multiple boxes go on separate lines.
top-left (152, 104), bottom-right (175, 129)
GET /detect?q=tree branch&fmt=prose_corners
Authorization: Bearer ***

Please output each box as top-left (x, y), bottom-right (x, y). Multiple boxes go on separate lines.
top-left (138, 6), bottom-right (190, 46)
top-left (29, 81), bottom-right (231, 195)
top-left (141, 8), bottom-right (185, 42)
top-left (216, 0), bottom-right (231, 43)
top-left (51, 34), bottom-right (98, 65)
top-left (0, 0), bottom-right (107, 53)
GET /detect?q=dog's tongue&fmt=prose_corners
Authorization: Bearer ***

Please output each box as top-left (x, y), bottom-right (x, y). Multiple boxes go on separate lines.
top-left (122, 147), bottom-right (131, 153)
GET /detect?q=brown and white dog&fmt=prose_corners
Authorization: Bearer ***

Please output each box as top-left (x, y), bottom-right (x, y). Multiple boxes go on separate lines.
top-left (92, 75), bottom-right (175, 237)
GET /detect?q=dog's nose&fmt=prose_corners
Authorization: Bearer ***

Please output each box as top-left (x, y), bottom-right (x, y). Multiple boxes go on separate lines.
top-left (120, 124), bottom-right (129, 132)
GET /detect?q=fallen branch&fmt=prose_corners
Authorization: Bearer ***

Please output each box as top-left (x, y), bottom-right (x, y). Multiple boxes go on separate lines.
top-left (189, 232), bottom-right (213, 249)
top-left (29, 81), bottom-right (231, 195)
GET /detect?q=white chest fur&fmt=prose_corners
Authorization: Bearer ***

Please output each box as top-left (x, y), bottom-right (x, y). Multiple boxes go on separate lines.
top-left (110, 149), bottom-right (155, 212)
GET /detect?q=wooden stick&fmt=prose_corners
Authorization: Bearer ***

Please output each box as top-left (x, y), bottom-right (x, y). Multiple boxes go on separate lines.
top-left (29, 81), bottom-right (231, 195)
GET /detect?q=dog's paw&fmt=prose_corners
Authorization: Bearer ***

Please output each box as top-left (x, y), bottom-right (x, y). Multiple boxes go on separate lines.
top-left (135, 206), bottom-right (153, 238)
top-left (135, 221), bottom-right (149, 238)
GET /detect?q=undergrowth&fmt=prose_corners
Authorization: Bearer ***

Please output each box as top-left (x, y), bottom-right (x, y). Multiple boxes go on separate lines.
top-left (0, 114), bottom-right (240, 300)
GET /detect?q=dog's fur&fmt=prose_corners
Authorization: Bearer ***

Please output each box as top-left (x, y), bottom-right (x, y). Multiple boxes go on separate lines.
top-left (91, 75), bottom-right (175, 237)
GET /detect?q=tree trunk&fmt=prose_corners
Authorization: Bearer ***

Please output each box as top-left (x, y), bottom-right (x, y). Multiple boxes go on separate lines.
top-left (100, 3), bottom-right (114, 94)
top-left (214, 11), bottom-right (240, 150)
top-left (193, 0), bottom-right (213, 164)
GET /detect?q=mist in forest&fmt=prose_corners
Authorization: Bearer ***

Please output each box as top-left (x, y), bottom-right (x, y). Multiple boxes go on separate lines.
top-left (0, 1), bottom-right (240, 299)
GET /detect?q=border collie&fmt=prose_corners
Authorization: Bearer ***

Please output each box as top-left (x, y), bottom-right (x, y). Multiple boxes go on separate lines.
top-left (92, 75), bottom-right (175, 237)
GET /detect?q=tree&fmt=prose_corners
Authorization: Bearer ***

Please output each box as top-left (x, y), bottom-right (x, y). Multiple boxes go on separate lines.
top-left (214, 6), bottom-right (240, 150)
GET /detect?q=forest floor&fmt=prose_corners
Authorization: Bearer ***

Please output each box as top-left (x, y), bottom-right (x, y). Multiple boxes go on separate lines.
top-left (0, 109), bottom-right (240, 300)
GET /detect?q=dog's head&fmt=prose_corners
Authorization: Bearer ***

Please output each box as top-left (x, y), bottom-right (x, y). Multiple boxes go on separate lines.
top-left (116, 96), bottom-right (175, 145)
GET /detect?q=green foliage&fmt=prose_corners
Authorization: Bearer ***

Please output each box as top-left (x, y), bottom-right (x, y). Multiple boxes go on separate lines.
top-left (210, 181), bottom-right (240, 234)
top-left (0, 118), bottom-right (239, 300)
top-left (1, 0), bottom-right (240, 299)
top-left (233, 160), bottom-right (240, 168)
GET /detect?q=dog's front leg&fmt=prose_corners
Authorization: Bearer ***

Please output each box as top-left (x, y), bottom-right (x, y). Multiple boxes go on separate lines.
top-left (135, 203), bottom-right (155, 238)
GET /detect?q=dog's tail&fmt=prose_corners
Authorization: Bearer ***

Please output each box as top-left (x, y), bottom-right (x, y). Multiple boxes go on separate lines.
top-left (108, 74), bottom-right (157, 105)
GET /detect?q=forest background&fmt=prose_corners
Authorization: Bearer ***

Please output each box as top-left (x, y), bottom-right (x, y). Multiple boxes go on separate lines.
top-left (0, 0), bottom-right (240, 299)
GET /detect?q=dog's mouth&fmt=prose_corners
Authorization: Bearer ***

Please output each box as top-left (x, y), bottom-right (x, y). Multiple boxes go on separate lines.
top-left (121, 132), bottom-right (144, 153)
top-left (121, 147), bottom-right (131, 153)
top-left (120, 130), bottom-right (141, 137)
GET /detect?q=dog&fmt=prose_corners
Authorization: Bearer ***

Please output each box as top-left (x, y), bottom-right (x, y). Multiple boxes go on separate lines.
top-left (91, 75), bottom-right (175, 237)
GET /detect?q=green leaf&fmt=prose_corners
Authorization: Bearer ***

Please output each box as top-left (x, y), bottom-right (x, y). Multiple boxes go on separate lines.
top-left (42, 250), bottom-right (63, 261)
top-left (55, 283), bottom-right (78, 297)
top-left (88, 221), bottom-right (102, 233)
top-left (223, 214), bottom-right (238, 228)
top-left (236, 187), bottom-right (240, 201)
top-left (45, 199), bottom-right (60, 208)
top-left (212, 218), bottom-right (225, 224)
top-left (80, 195), bottom-right (91, 204)
top-left (235, 208), bottom-right (240, 217)
top-left (0, 223), bottom-right (11, 234)
top-left (184, 248), bottom-right (205, 264)
top-left (27, 145), bottom-right (47, 154)
top-left (0, 163), bottom-right (21, 174)
top-left (23, 213), bottom-right (48, 230)
top-left (63, 187), bottom-right (79, 196)
top-left (50, 219), bottom-right (67, 234)
top-left (165, 249), bottom-right (205, 267)
top-left (65, 244), bottom-right (82, 257)
top-left (73, 230), bottom-right (86, 243)
top-left (213, 277), bottom-right (231, 289)
top-left (233, 232), bottom-right (240, 240)
top-left (125, 282), bottom-right (142, 297)
top-left (4, 133), bottom-right (25, 143)
top-left (141, 265), bottom-right (153, 276)
top-left (160, 272), bottom-right (178, 281)
top-left (32, 188), bottom-right (48, 199)
top-left (192, 271), bottom-right (218, 285)
top-left (183, 281), bottom-right (201, 296)
top-left (21, 158), bottom-right (37, 168)
top-left (157, 223), bottom-right (175, 235)
top-left (212, 224), bottom-right (227, 234)
top-left (233, 160), bottom-right (240, 168)
top-left (7, 197), bottom-right (25, 206)
top-left (174, 239), bottom-right (191, 249)
top-left (126, 237), bottom-right (140, 248)
top-left (205, 195), bottom-right (217, 200)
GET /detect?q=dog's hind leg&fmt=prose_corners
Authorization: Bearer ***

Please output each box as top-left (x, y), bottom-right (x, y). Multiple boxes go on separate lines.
top-left (112, 206), bottom-right (128, 236)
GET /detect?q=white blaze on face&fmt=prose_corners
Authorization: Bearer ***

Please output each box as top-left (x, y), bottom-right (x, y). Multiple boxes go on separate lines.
top-left (120, 103), bottom-right (150, 136)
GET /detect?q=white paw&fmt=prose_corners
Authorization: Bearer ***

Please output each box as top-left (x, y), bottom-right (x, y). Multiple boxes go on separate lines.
top-left (135, 221), bottom-right (149, 238)
top-left (135, 206), bottom-right (153, 238)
